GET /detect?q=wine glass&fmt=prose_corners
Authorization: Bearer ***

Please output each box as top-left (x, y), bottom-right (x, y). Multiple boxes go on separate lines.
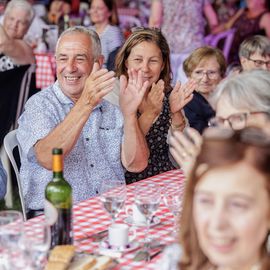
top-left (163, 184), bottom-right (184, 235)
top-left (134, 184), bottom-right (161, 244)
top-left (0, 210), bottom-right (24, 269)
top-left (100, 180), bottom-right (126, 223)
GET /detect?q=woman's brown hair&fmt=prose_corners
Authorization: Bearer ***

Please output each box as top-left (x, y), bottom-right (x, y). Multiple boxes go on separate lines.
top-left (115, 27), bottom-right (172, 90)
top-left (183, 46), bottom-right (227, 78)
top-left (179, 127), bottom-right (270, 270)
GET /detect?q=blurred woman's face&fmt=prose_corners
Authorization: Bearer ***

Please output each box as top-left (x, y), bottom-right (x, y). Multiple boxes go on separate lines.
top-left (62, 2), bottom-right (71, 15)
top-left (90, 0), bottom-right (111, 25)
top-left (193, 162), bottom-right (270, 269)
top-left (125, 41), bottom-right (164, 89)
top-left (3, 7), bottom-right (30, 39)
top-left (246, 0), bottom-right (265, 9)
top-left (190, 56), bottom-right (222, 97)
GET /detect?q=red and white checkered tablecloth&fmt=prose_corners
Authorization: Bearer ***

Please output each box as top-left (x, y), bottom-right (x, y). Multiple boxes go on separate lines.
top-left (35, 53), bottom-right (56, 89)
top-left (24, 169), bottom-right (185, 269)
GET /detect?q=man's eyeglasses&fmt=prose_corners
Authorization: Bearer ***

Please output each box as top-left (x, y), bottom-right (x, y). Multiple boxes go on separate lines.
top-left (208, 111), bottom-right (268, 130)
top-left (247, 58), bottom-right (270, 68)
top-left (192, 70), bottom-right (220, 80)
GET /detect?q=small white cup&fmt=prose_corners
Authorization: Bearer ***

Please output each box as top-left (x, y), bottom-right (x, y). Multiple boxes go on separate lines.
top-left (126, 204), bottom-right (147, 225)
top-left (108, 223), bottom-right (136, 247)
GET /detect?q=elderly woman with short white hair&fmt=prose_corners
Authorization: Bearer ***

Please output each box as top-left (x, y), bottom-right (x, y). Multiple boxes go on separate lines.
top-left (0, 0), bottom-right (35, 71)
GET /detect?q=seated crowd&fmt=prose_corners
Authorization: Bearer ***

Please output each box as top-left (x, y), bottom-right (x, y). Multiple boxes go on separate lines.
top-left (0, 1), bottom-right (270, 268)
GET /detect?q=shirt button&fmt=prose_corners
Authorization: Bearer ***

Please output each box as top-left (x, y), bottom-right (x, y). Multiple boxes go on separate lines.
top-left (96, 190), bottom-right (99, 194)
top-left (86, 138), bottom-right (89, 141)
top-left (90, 164), bottom-right (94, 168)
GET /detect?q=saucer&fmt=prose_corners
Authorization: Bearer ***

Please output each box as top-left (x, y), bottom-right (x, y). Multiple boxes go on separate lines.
top-left (124, 216), bottom-right (160, 227)
top-left (99, 239), bottom-right (140, 253)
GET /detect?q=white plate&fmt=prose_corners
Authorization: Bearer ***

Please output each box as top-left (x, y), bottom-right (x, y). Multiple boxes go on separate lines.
top-left (73, 252), bottom-right (118, 269)
top-left (124, 216), bottom-right (160, 227)
top-left (99, 239), bottom-right (140, 253)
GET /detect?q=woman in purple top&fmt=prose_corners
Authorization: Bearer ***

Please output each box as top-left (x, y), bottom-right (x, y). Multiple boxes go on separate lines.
top-left (213, 0), bottom-right (270, 63)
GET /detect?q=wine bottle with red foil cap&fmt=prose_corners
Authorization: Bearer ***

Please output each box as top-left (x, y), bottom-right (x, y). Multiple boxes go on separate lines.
top-left (45, 148), bottom-right (73, 248)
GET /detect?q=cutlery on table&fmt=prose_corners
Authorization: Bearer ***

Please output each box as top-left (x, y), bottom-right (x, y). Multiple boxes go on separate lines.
top-left (77, 229), bottom-right (108, 242)
top-left (148, 248), bottom-right (164, 261)
top-left (133, 243), bottom-right (165, 262)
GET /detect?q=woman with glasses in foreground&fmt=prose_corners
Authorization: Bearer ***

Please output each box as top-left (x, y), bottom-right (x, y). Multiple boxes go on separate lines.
top-left (162, 127), bottom-right (270, 270)
top-left (169, 69), bottom-right (270, 177)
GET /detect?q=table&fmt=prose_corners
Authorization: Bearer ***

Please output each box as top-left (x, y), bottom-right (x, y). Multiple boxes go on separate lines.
top-left (24, 169), bottom-right (185, 269)
top-left (35, 53), bottom-right (56, 89)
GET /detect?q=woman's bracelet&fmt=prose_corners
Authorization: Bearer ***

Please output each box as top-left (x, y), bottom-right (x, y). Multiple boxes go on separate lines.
top-left (170, 111), bottom-right (186, 130)
top-left (170, 114), bottom-right (186, 130)
top-left (171, 121), bottom-right (186, 130)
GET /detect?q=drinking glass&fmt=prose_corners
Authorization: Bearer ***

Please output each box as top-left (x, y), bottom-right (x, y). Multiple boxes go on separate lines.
top-left (0, 210), bottom-right (24, 269)
top-left (163, 185), bottom-right (183, 235)
top-left (26, 223), bottom-right (51, 270)
top-left (100, 180), bottom-right (126, 223)
top-left (134, 184), bottom-right (161, 243)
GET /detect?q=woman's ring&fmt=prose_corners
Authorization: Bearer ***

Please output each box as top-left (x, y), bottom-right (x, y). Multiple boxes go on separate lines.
top-left (182, 152), bottom-right (187, 158)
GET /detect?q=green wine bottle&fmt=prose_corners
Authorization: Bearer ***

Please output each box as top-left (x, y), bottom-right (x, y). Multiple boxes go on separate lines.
top-left (45, 148), bottom-right (73, 248)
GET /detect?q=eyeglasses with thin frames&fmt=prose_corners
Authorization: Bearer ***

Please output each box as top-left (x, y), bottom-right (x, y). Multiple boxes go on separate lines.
top-left (208, 111), bottom-right (269, 130)
top-left (247, 58), bottom-right (270, 68)
top-left (192, 70), bottom-right (221, 80)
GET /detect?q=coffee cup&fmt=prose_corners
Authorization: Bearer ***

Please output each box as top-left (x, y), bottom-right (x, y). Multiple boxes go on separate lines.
top-left (125, 204), bottom-right (147, 225)
top-left (108, 223), bottom-right (136, 248)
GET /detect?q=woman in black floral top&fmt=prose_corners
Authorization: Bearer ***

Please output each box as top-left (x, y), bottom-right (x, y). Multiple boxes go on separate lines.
top-left (114, 28), bottom-right (197, 183)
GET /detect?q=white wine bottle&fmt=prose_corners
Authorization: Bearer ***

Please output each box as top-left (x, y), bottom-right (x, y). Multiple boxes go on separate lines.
top-left (45, 148), bottom-right (73, 248)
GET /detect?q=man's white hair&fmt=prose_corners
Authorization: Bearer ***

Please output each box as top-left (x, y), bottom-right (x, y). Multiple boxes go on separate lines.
top-left (56, 26), bottom-right (102, 61)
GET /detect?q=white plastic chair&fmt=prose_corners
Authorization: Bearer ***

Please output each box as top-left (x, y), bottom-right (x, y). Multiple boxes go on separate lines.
top-left (15, 64), bottom-right (35, 128)
top-left (204, 28), bottom-right (236, 61)
top-left (3, 129), bottom-right (26, 221)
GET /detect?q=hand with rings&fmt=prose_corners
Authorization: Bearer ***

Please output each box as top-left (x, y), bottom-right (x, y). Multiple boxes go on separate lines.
top-left (168, 127), bottom-right (202, 177)
top-left (169, 79), bottom-right (197, 114)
